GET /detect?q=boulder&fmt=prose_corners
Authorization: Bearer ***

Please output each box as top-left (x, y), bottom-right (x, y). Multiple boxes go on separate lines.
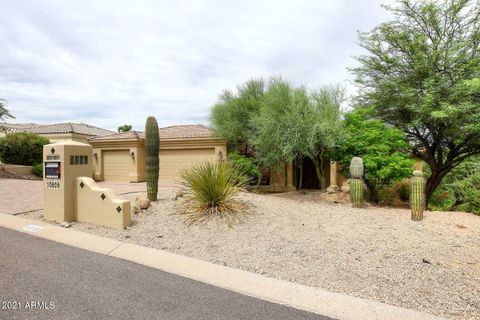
top-left (136, 196), bottom-right (150, 209)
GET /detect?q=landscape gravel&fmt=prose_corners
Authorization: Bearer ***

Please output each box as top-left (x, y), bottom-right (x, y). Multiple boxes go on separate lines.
top-left (22, 189), bottom-right (480, 320)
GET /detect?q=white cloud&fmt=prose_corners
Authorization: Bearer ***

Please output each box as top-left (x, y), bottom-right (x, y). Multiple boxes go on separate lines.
top-left (0, 0), bottom-right (394, 131)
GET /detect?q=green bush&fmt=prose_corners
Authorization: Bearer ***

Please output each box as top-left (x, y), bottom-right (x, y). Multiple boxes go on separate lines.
top-left (228, 152), bottom-right (259, 183)
top-left (179, 162), bottom-right (249, 226)
top-left (32, 163), bottom-right (43, 177)
top-left (0, 132), bottom-right (49, 165)
top-left (429, 188), bottom-right (456, 212)
top-left (395, 180), bottom-right (410, 201)
top-left (378, 186), bottom-right (395, 206)
top-left (454, 171), bottom-right (480, 215)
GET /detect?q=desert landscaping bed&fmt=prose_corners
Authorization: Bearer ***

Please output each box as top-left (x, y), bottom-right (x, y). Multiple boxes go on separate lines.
top-left (21, 190), bottom-right (480, 320)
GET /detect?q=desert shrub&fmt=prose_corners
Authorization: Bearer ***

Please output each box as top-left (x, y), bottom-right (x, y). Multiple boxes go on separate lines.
top-left (0, 132), bottom-right (49, 165)
top-left (32, 163), bottom-right (43, 177)
top-left (179, 162), bottom-right (249, 226)
top-left (429, 188), bottom-right (456, 212)
top-left (454, 171), bottom-right (480, 215)
top-left (228, 152), bottom-right (259, 184)
top-left (395, 180), bottom-right (410, 201)
top-left (378, 186), bottom-right (395, 206)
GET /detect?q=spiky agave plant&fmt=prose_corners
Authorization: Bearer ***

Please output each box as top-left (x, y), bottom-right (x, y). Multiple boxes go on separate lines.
top-left (179, 162), bottom-right (249, 226)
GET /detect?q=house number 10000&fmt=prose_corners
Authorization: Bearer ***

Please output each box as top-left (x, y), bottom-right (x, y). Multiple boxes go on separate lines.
top-left (47, 181), bottom-right (61, 189)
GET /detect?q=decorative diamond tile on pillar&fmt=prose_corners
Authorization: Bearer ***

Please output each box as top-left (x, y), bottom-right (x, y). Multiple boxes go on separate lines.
top-left (100, 193), bottom-right (106, 200)
top-left (116, 206), bottom-right (122, 213)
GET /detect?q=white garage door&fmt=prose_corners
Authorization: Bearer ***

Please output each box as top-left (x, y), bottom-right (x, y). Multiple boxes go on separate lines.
top-left (103, 150), bottom-right (132, 181)
top-left (159, 148), bottom-right (216, 182)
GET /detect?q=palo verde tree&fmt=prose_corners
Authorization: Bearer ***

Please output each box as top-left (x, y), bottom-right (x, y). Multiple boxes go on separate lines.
top-left (210, 78), bottom-right (265, 152)
top-left (352, 0), bottom-right (480, 206)
top-left (253, 77), bottom-right (344, 190)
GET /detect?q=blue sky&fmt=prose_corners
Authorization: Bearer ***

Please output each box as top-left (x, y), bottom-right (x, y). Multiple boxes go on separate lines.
top-left (0, 0), bottom-right (394, 131)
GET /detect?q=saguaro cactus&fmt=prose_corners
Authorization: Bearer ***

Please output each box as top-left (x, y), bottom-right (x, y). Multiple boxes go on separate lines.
top-left (410, 170), bottom-right (425, 221)
top-left (145, 116), bottom-right (159, 201)
top-left (350, 157), bottom-right (364, 208)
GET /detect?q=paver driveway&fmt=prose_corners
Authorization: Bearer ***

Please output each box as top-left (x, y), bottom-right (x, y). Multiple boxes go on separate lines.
top-left (0, 179), bottom-right (180, 215)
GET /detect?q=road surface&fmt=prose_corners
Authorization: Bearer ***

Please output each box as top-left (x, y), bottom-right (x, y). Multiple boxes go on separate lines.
top-left (0, 227), bottom-right (334, 320)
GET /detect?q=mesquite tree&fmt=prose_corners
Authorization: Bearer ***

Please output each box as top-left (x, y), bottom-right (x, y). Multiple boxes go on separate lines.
top-left (352, 0), bottom-right (480, 207)
top-left (145, 116), bottom-right (159, 201)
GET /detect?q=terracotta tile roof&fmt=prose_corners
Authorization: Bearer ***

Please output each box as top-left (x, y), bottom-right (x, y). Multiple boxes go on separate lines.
top-left (89, 131), bottom-right (142, 141)
top-left (0, 123), bottom-right (39, 133)
top-left (1, 122), bottom-right (114, 136)
top-left (88, 125), bottom-right (217, 142)
top-left (159, 125), bottom-right (215, 139)
top-left (24, 123), bottom-right (114, 136)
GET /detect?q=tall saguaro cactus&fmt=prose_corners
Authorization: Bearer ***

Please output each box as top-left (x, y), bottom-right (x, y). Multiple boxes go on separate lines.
top-left (145, 116), bottom-right (159, 201)
top-left (410, 170), bottom-right (425, 221)
top-left (350, 157), bottom-right (364, 208)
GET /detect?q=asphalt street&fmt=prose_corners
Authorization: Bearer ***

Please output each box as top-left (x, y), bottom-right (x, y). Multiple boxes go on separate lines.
top-left (0, 227), bottom-right (334, 320)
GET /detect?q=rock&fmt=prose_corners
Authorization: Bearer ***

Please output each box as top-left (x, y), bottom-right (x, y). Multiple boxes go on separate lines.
top-left (422, 258), bottom-right (431, 264)
top-left (125, 234), bottom-right (131, 238)
top-left (174, 191), bottom-right (184, 200)
top-left (60, 222), bottom-right (71, 228)
top-left (135, 196), bottom-right (150, 209)
top-left (133, 204), bottom-right (141, 214)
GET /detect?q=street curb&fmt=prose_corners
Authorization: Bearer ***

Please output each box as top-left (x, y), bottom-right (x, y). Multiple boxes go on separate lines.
top-left (0, 213), bottom-right (445, 320)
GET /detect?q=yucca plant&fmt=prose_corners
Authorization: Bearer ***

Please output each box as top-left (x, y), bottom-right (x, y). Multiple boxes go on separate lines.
top-left (179, 162), bottom-right (249, 226)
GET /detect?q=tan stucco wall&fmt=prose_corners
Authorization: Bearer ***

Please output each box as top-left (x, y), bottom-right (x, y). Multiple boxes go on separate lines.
top-left (75, 177), bottom-right (131, 229)
top-left (0, 164), bottom-right (33, 175)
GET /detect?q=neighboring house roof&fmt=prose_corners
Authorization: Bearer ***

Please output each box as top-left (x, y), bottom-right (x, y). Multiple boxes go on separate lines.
top-left (1, 122), bottom-right (115, 136)
top-left (89, 125), bottom-right (217, 142)
top-left (0, 123), bottom-right (39, 133)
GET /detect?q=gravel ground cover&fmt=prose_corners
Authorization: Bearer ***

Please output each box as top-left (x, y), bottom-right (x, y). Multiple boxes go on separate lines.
top-left (22, 190), bottom-right (480, 319)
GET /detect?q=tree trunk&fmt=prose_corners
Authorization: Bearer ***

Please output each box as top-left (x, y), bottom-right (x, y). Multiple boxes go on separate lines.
top-left (425, 169), bottom-right (448, 209)
top-left (299, 161), bottom-right (304, 190)
top-left (311, 154), bottom-right (326, 191)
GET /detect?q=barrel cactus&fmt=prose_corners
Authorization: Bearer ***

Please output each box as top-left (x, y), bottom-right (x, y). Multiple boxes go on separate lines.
top-left (410, 170), bottom-right (425, 221)
top-left (350, 157), bottom-right (364, 208)
top-left (350, 157), bottom-right (364, 179)
top-left (145, 116), bottom-right (159, 201)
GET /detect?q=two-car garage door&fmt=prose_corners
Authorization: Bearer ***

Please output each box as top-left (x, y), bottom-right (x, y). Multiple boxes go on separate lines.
top-left (102, 148), bottom-right (216, 182)
top-left (160, 148), bottom-right (215, 182)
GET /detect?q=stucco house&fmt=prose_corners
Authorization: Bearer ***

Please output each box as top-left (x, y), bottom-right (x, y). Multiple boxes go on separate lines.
top-left (2, 121), bottom-right (339, 191)
top-left (88, 125), bottom-right (228, 183)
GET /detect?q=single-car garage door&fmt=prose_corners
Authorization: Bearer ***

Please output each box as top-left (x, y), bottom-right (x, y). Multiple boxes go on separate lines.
top-left (160, 148), bottom-right (216, 182)
top-left (103, 150), bottom-right (132, 181)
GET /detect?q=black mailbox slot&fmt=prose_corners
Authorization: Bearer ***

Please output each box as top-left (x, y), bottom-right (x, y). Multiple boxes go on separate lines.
top-left (45, 162), bottom-right (61, 179)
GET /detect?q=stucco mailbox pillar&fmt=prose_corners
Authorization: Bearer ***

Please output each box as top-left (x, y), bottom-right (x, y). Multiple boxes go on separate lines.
top-left (43, 141), bottom-right (93, 222)
top-left (43, 141), bottom-right (131, 229)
